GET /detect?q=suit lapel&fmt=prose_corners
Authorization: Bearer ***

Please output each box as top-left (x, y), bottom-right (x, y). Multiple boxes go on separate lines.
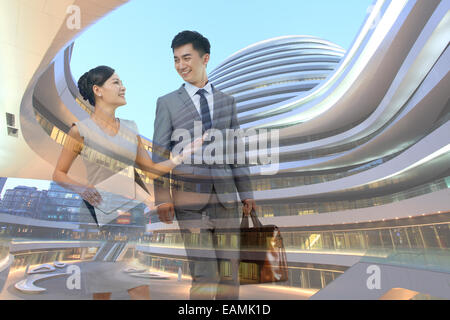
top-left (176, 84), bottom-right (201, 122)
top-left (176, 84), bottom-right (227, 128)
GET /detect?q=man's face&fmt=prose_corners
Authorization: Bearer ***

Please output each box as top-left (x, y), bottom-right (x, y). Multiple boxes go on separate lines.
top-left (174, 43), bottom-right (209, 87)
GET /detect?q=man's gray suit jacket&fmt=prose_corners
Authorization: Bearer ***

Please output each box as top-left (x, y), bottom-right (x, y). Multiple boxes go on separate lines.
top-left (152, 84), bottom-right (253, 210)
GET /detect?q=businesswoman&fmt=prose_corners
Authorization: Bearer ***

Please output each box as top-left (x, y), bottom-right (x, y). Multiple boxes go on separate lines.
top-left (52, 66), bottom-right (189, 299)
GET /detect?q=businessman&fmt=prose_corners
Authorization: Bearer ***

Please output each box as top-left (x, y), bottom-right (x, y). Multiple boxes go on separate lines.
top-left (152, 31), bottom-right (255, 299)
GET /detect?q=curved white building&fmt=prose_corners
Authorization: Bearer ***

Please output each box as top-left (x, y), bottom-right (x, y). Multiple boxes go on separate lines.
top-left (148, 0), bottom-right (450, 299)
top-left (209, 36), bottom-right (345, 126)
top-left (0, 0), bottom-right (449, 300)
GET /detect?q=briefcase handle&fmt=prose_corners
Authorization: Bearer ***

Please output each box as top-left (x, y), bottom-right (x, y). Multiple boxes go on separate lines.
top-left (241, 208), bottom-right (263, 229)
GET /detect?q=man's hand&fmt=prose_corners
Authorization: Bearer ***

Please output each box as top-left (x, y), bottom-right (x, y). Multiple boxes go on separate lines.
top-left (157, 203), bottom-right (175, 224)
top-left (242, 199), bottom-right (256, 216)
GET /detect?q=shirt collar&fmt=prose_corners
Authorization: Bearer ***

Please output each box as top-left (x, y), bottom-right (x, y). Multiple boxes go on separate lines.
top-left (184, 81), bottom-right (213, 98)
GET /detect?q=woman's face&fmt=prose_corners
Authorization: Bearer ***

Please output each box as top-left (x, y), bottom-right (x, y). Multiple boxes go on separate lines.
top-left (94, 72), bottom-right (126, 107)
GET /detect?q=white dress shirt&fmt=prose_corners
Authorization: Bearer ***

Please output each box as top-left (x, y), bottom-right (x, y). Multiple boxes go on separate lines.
top-left (184, 81), bottom-right (214, 120)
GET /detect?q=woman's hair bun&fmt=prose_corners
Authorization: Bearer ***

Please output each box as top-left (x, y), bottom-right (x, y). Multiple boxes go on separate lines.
top-left (77, 71), bottom-right (91, 103)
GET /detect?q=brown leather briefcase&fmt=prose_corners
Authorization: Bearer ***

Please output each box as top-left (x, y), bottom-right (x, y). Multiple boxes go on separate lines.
top-left (239, 209), bottom-right (288, 284)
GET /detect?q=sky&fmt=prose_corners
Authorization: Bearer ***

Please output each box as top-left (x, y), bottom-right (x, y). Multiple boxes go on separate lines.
top-left (70, 0), bottom-right (374, 140)
top-left (2, 0), bottom-right (374, 196)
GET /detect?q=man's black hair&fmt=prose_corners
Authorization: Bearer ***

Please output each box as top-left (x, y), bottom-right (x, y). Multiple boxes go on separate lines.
top-left (171, 30), bottom-right (210, 56)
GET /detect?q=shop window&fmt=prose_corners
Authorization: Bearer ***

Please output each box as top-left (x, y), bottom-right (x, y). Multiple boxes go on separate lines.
top-left (379, 229), bottom-right (393, 249)
top-left (365, 230), bottom-right (383, 249)
top-left (322, 233), bottom-right (335, 249)
top-left (308, 233), bottom-right (322, 250)
top-left (434, 224), bottom-right (450, 248)
top-left (289, 269), bottom-right (300, 287)
top-left (392, 228), bottom-right (410, 249)
top-left (300, 270), bottom-right (310, 288)
top-left (405, 227), bottom-right (423, 248)
top-left (420, 225), bottom-right (440, 248)
top-left (347, 232), bottom-right (364, 249)
top-left (239, 262), bottom-right (258, 283)
top-left (334, 233), bottom-right (346, 250)
top-left (219, 260), bottom-right (232, 278)
top-left (308, 270), bottom-right (322, 289)
top-left (321, 271), bottom-right (334, 288)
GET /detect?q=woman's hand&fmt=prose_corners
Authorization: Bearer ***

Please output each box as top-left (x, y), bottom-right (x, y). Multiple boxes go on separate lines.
top-left (176, 132), bottom-right (208, 164)
top-left (156, 203), bottom-right (175, 224)
top-left (243, 199), bottom-right (256, 216)
top-left (80, 185), bottom-right (103, 207)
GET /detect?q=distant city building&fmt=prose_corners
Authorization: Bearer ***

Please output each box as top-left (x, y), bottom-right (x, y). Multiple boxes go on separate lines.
top-left (0, 182), bottom-right (85, 222)
top-left (0, 181), bottom-right (147, 226)
top-left (45, 182), bottom-right (147, 225)
top-left (42, 182), bottom-right (83, 222)
top-left (0, 186), bottom-right (48, 219)
top-left (1, 0), bottom-right (448, 298)
top-left (0, 177), bottom-right (6, 199)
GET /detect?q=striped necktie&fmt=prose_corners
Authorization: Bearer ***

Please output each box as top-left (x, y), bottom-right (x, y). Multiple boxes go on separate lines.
top-left (196, 89), bottom-right (212, 131)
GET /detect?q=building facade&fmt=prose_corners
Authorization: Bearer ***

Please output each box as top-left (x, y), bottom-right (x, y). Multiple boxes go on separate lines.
top-left (0, 178), bottom-right (6, 198)
top-left (143, 0), bottom-right (450, 298)
top-left (0, 0), bottom-right (448, 299)
top-left (0, 186), bottom-right (48, 219)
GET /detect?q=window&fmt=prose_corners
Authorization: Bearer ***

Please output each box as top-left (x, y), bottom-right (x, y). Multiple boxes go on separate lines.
top-left (434, 224), bottom-right (450, 248)
top-left (7, 127), bottom-right (18, 137)
top-left (380, 229), bottom-right (393, 249)
top-left (392, 228), bottom-right (409, 248)
top-left (322, 233), bottom-right (335, 249)
top-left (308, 270), bottom-right (322, 289)
top-left (420, 225), bottom-right (440, 248)
top-left (321, 271), bottom-right (335, 288)
top-left (406, 227), bottom-right (425, 248)
top-left (334, 233), bottom-right (346, 250)
top-left (6, 113), bottom-right (15, 126)
top-left (6, 113), bottom-right (18, 137)
top-left (365, 230), bottom-right (383, 249)
top-left (219, 261), bottom-right (232, 278)
top-left (308, 234), bottom-right (322, 250)
top-left (347, 232), bottom-right (364, 249)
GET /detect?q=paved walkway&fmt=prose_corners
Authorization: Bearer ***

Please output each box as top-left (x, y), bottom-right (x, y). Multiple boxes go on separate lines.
top-left (0, 262), bottom-right (317, 300)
